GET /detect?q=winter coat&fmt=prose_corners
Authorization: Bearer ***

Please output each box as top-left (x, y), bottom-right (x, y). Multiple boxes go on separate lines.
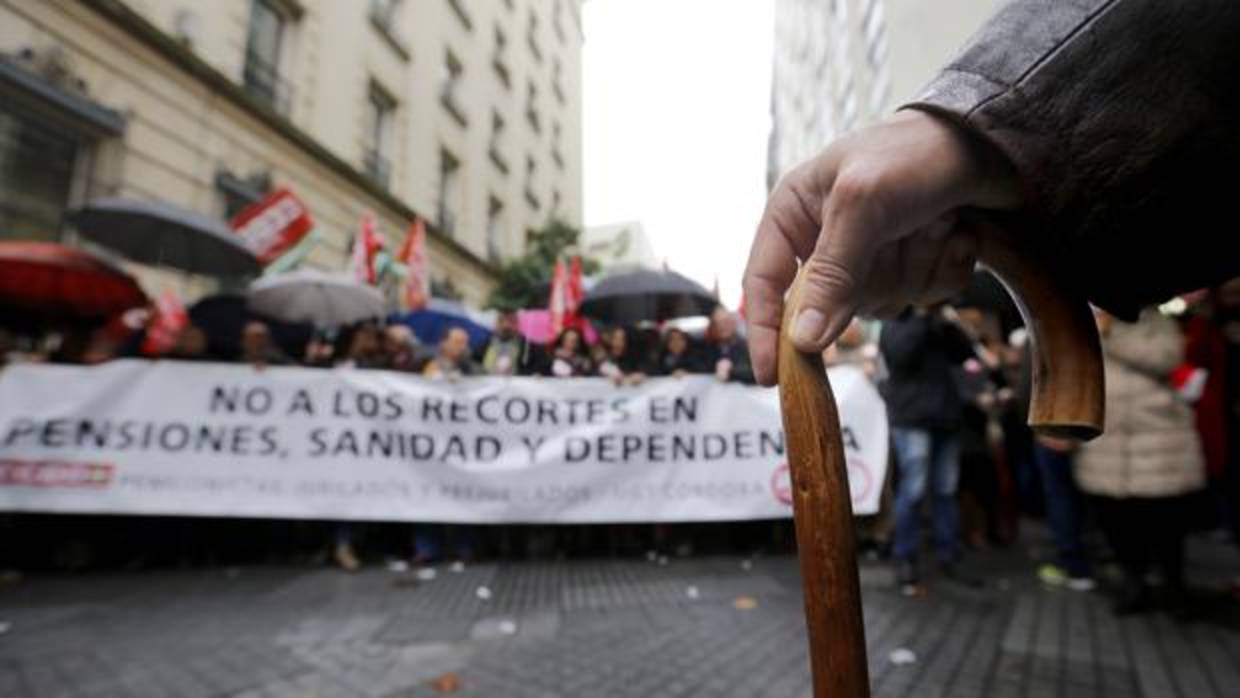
top-left (1076, 311), bottom-right (1205, 498)
top-left (878, 311), bottom-right (975, 430)
top-left (910, 0), bottom-right (1240, 319)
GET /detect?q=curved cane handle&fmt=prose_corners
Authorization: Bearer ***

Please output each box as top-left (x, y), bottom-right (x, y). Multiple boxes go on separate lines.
top-left (778, 224), bottom-right (1105, 698)
top-left (975, 220), bottom-right (1105, 440)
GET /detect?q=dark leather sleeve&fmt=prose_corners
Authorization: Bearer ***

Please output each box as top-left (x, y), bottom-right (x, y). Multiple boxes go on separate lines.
top-left (907, 0), bottom-right (1240, 319)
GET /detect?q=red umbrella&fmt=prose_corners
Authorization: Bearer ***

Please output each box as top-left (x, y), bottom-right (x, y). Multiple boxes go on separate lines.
top-left (0, 241), bottom-right (147, 324)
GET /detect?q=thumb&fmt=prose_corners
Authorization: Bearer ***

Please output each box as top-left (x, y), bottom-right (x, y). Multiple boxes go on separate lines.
top-left (788, 205), bottom-right (875, 352)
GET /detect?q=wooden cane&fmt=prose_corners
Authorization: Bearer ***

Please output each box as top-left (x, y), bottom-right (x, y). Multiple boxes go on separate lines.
top-left (777, 222), bottom-right (1105, 697)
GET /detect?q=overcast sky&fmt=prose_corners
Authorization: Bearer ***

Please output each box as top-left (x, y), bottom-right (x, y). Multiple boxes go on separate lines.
top-left (582, 0), bottom-right (774, 308)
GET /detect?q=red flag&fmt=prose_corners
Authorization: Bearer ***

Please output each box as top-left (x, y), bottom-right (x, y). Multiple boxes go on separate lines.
top-left (566, 256), bottom-right (584, 327)
top-left (397, 217), bottom-right (430, 311)
top-left (350, 213), bottom-right (384, 284)
top-left (229, 188), bottom-right (314, 265)
top-left (548, 257), bottom-right (568, 337)
top-left (140, 289), bottom-right (188, 356)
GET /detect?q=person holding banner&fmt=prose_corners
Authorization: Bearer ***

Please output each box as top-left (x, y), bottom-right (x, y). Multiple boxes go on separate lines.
top-left (423, 327), bottom-right (479, 380)
top-left (707, 308), bottom-right (754, 384)
top-left (547, 327), bottom-right (591, 378)
top-left (482, 311), bottom-right (533, 376)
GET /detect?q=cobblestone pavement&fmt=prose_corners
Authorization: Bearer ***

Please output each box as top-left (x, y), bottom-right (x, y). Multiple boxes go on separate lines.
top-left (1, 530), bottom-right (1239, 697)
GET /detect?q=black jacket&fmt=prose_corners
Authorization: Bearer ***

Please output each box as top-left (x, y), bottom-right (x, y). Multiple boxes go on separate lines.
top-left (910, 0), bottom-right (1240, 319)
top-left (879, 312), bottom-right (975, 430)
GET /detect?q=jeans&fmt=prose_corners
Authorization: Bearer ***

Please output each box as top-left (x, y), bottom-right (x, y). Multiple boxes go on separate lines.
top-left (891, 427), bottom-right (962, 563)
top-left (1033, 443), bottom-right (1090, 577)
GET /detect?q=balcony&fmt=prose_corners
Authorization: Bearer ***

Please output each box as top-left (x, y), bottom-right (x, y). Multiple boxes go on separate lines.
top-left (243, 50), bottom-right (293, 115)
top-left (363, 149), bottom-right (391, 189)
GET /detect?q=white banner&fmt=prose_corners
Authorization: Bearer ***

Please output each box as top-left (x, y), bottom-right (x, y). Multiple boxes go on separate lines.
top-left (0, 360), bottom-right (887, 522)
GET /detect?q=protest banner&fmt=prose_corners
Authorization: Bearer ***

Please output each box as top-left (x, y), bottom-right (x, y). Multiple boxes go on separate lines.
top-left (0, 361), bottom-right (887, 521)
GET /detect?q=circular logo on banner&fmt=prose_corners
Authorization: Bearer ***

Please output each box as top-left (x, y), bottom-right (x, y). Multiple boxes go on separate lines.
top-left (846, 458), bottom-right (873, 507)
top-left (770, 460), bottom-right (874, 508)
top-left (770, 462), bottom-right (793, 506)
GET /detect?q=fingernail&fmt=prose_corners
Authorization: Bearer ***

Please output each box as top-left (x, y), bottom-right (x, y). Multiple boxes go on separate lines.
top-left (791, 308), bottom-right (827, 345)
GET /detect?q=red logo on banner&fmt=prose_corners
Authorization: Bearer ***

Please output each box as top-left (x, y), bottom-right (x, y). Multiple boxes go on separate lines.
top-left (230, 188), bottom-right (314, 264)
top-left (770, 460), bottom-right (872, 508)
top-left (770, 462), bottom-right (792, 506)
top-left (0, 460), bottom-right (115, 488)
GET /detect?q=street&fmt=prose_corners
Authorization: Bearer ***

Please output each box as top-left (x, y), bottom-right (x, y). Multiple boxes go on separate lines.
top-left (2, 527), bottom-right (1238, 698)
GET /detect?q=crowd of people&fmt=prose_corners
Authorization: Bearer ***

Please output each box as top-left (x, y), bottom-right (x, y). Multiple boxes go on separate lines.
top-left (855, 275), bottom-right (1240, 619)
top-left (0, 304), bottom-right (760, 573)
top-left (4, 278), bottom-right (1239, 620)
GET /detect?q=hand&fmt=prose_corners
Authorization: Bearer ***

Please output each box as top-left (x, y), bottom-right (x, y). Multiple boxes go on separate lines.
top-left (743, 110), bottom-right (1020, 385)
top-left (715, 358), bottom-right (733, 382)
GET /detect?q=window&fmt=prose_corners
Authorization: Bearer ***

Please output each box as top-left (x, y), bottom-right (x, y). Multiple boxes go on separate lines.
top-left (369, 0), bottom-right (409, 58)
top-left (523, 156), bottom-right (540, 210)
top-left (525, 80), bottom-right (540, 132)
top-left (363, 84), bottom-right (396, 188)
top-left (552, 58), bottom-right (565, 104)
top-left (370, 0), bottom-right (400, 28)
top-left (492, 25), bottom-right (511, 88)
top-left (527, 11), bottom-right (543, 62)
top-left (439, 50), bottom-right (467, 125)
top-left (244, 0), bottom-right (292, 114)
top-left (446, 0), bottom-right (473, 31)
top-left (489, 110), bottom-right (509, 173)
top-left (437, 149), bottom-right (460, 236)
top-left (551, 188), bottom-right (561, 213)
top-left (551, 120), bottom-right (564, 169)
top-left (216, 170), bottom-right (272, 220)
top-left (0, 106), bottom-right (81, 241)
top-left (486, 196), bottom-right (504, 262)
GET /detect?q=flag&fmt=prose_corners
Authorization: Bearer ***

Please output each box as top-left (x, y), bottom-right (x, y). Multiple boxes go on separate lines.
top-left (566, 256), bottom-right (584, 325)
top-left (140, 289), bottom-right (188, 356)
top-left (350, 213), bottom-right (385, 284)
top-left (397, 217), bottom-right (430, 311)
top-left (548, 257), bottom-right (567, 337)
top-left (229, 188), bottom-right (313, 265)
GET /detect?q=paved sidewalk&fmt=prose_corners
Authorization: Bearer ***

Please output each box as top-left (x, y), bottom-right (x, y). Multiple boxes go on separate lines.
top-left (1, 532), bottom-right (1238, 697)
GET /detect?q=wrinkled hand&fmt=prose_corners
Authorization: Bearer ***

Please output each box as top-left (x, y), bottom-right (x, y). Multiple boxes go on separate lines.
top-left (743, 110), bottom-right (1020, 385)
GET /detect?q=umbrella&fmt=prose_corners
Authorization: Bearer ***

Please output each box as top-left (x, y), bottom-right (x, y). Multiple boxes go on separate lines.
top-left (248, 270), bottom-right (386, 327)
top-left (579, 268), bottom-right (718, 325)
top-left (187, 293), bottom-right (313, 359)
top-left (391, 298), bottom-right (492, 350)
top-left (68, 197), bottom-right (261, 277)
top-left (0, 240), bottom-right (147, 326)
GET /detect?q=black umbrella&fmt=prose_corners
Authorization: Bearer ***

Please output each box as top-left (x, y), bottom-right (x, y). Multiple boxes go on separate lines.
top-left (188, 293), bottom-right (313, 360)
top-left (579, 268), bottom-right (718, 325)
top-left (69, 197), bottom-right (261, 277)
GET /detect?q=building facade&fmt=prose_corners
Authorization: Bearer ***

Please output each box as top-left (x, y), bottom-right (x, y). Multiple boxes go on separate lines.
top-left (767, 0), bottom-right (993, 190)
top-left (582, 220), bottom-right (657, 273)
top-left (0, 0), bottom-right (584, 307)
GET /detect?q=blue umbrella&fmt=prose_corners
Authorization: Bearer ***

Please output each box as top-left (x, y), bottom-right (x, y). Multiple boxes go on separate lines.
top-left (391, 298), bottom-right (492, 351)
